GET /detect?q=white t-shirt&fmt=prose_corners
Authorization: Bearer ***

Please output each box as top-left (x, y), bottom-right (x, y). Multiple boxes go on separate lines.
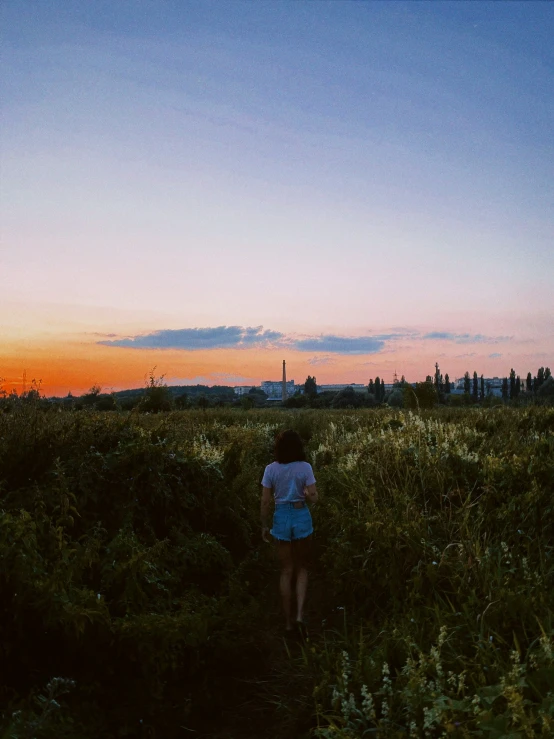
top-left (261, 461), bottom-right (316, 504)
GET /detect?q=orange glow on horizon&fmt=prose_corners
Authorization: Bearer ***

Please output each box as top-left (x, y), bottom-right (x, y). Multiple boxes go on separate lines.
top-left (1, 334), bottom-right (548, 398)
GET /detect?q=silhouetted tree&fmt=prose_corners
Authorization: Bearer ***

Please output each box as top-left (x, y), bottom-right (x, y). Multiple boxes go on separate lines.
top-left (537, 375), bottom-right (554, 399)
top-left (502, 377), bottom-right (508, 400)
top-left (515, 375), bottom-right (521, 398)
top-left (368, 379), bottom-right (375, 396)
top-left (509, 368), bottom-right (516, 399)
top-left (444, 373), bottom-right (451, 394)
top-left (526, 372), bottom-right (533, 393)
top-left (139, 369), bottom-right (173, 413)
top-left (81, 385), bottom-right (102, 409)
top-left (375, 377), bottom-right (381, 403)
top-left (464, 372), bottom-right (471, 395)
top-left (472, 372), bottom-right (478, 401)
top-left (304, 376), bottom-right (318, 398)
top-left (480, 374), bottom-right (485, 401)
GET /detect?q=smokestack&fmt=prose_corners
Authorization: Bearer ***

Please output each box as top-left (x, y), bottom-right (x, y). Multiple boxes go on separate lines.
top-left (282, 360), bottom-right (287, 402)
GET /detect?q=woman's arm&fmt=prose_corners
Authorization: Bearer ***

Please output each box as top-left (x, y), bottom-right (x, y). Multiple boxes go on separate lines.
top-left (261, 486), bottom-right (273, 542)
top-left (305, 483), bottom-right (318, 504)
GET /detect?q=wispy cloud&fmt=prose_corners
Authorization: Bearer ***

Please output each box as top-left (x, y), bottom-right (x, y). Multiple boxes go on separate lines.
top-left (489, 352), bottom-right (503, 358)
top-left (307, 356), bottom-right (336, 366)
top-left (423, 332), bottom-right (511, 344)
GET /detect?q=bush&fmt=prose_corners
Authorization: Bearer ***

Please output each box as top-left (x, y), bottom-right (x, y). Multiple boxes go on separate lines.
top-left (2, 406), bottom-right (553, 737)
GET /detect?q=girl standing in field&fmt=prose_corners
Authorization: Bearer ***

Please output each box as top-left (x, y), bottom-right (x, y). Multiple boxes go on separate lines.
top-left (260, 430), bottom-right (318, 638)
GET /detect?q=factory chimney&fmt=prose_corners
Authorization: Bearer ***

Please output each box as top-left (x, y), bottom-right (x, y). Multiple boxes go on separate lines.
top-left (282, 360), bottom-right (287, 402)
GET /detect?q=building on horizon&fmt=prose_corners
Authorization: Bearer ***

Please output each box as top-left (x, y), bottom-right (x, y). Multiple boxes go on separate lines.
top-left (262, 379), bottom-right (296, 400)
top-left (452, 377), bottom-right (504, 397)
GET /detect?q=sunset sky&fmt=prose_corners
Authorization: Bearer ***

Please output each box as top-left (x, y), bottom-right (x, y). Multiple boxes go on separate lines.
top-left (1, 1), bottom-right (553, 396)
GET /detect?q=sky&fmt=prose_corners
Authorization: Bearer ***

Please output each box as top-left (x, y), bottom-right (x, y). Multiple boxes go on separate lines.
top-left (1, 1), bottom-right (553, 396)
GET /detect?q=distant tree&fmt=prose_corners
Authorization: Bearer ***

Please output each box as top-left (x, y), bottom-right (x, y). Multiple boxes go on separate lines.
top-left (368, 379), bottom-right (375, 396)
top-left (526, 372), bottom-right (533, 393)
top-left (304, 376), bottom-right (318, 397)
top-left (375, 377), bottom-right (382, 403)
top-left (404, 380), bottom-right (437, 410)
top-left (81, 385), bottom-right (102, 409)
top-left (480, 374), bottom-right (485, 401)
top-left (502, 377), bottom-right (508, 401)
top-left (175, 393), bottom-right (189, 410)
top-left (285, 393), bottom-right (309, 408)
top-left (537, 375), bottom-right (554, 399)
top-left (331, 386), bottom-right (361, 409)
top-left (387, 389), bottom-right (404, 408)
top-left (515, 375), bottom-right (521, 398)
top-left (509, 368), bottom-right (516, 400)
top-left (197, 395), bottom-right (209, 410)
top-left (472, 372), bottom-right (478, 401)
top-left (139, 368), bottom-right (173, 413)
top-left (96, 393), bottom-right (118, 411)
top-left (401, 374), bottom-right (406, 384)
top-left (464, 372), bottom-right (471, 395)
top-left (537, 367), bottom-right (545, 389)
top-left (545, 367), bottom-right (552, 381)
top-left (444, 373), bottom-right (451, 394)
top-left (247, 388), bottom-right (268, 407)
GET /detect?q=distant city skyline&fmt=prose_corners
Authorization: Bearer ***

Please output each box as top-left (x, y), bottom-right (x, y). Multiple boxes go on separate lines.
top-left (1, 1), bottom-right (552, 396)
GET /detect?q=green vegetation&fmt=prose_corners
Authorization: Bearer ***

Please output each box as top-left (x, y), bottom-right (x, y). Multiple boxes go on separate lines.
top-left (1, 404), bottom-right (553, 737)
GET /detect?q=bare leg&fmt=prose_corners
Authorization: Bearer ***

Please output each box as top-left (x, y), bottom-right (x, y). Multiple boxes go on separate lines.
top-left (292, 535), bottom-right (312, 625)
top-left (295, 567), bottom-right (308, 622)
top-left (276, 541), bottom-right (294, 629)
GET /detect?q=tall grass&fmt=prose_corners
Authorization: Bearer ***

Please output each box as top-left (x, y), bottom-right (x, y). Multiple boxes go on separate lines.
top-left (1, 405), bottom-right (553, 737)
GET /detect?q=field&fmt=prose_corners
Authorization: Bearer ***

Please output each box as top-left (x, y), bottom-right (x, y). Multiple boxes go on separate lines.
top-left (1, 405), bottom-right (553, 738)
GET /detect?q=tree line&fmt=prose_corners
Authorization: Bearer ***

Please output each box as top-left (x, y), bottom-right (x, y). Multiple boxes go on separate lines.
top-left (2, 364), bottom-right (553, 414)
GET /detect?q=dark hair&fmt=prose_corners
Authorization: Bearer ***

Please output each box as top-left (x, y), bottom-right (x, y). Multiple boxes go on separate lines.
top-left (274, 429), bottom-right (306, 464)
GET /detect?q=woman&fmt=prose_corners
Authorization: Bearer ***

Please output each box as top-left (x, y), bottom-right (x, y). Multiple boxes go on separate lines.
top-left (260, 429), bottom-right (318, 638)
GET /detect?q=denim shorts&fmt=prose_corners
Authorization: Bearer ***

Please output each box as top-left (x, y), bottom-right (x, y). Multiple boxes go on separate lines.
top-left (271, 502), bottom-right (313, 542)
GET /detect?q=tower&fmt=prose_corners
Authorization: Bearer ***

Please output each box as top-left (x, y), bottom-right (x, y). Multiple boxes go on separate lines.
top-left (282, 360), bottom-right (287, 402)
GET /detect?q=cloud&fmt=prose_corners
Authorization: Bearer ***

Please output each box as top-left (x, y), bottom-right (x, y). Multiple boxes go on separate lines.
top-left (454, 352), bottom-right (477, 358)
top-left (489, 352), bottom-right (502, 358)
top-left (293, 335), bottom-right (385, 354)
top-left (99, 326), bottom-right (283, 350)
top-left (423, 332), bottom-right (511, 344)
top-left (307, 356), bottom-right (336, 366)
top-left (98, 324), bottom-right (513, 356)
top-left (100, 326), bottom-right (388, 355)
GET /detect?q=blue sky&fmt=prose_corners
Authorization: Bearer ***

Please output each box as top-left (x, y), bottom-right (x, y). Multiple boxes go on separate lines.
top-left (1, 1), bottom-right (552, 393)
